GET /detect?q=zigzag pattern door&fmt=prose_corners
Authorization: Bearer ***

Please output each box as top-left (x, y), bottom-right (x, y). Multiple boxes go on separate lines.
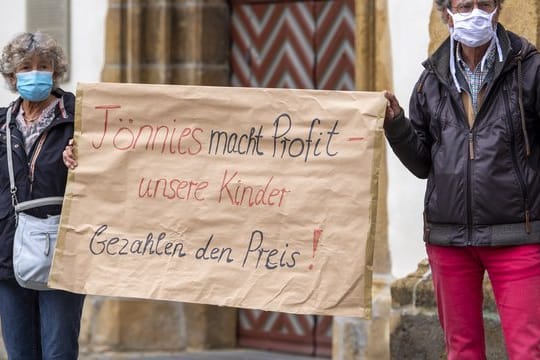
top-left (230, 0), bottom-right (355, 357)
top-left (231, 0), bottom-right (355, 90)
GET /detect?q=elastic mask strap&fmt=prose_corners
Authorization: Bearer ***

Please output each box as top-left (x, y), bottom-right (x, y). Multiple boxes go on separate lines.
top-left (494, 24), bottom-right (503, 62)
top-left (446, 9), bottom-right (462, 92)
top-left (449, 36), bottom-right (461, 93)
top-left (481, 32), bottom-right (503, 72)
top-left (488, 10), bottom-right (503, 62)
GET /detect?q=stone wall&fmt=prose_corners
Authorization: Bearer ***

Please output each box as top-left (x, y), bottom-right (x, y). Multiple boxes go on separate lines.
top-left (79, 298), bottom-right (237, 357)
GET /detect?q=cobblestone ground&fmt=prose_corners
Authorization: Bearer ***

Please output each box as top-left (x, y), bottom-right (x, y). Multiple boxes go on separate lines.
top-left (80, 349), bottom-right (326, 360)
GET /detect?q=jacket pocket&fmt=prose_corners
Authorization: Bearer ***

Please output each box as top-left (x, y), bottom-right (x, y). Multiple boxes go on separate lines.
top-left (502, 88), bottom-right (529, 219)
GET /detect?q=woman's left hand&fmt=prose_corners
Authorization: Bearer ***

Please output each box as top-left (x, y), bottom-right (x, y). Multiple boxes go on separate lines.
top-left (63, 138), bottom-right (77, 170)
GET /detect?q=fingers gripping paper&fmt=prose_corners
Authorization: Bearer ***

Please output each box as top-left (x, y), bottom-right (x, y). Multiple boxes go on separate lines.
top-left (49, 83), bottom-right (386, 318)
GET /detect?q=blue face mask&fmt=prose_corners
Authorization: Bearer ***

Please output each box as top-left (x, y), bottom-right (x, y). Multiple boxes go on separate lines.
top-left (16, 70), bottom-right (53, 102)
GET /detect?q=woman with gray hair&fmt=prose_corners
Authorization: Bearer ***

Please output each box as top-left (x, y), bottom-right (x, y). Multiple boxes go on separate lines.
top-left (384, 0), bottom-right (540, 359)
top-left (0, 32), bottom-right (84, 359)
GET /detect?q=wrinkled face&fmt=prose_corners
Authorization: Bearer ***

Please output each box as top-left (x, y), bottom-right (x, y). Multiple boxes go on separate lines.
top-left (451, 0), bottom-right (496, 14)
top-left (9, 53), bottom-right (53, 89)
top-left (445, 0), bottom-right (500, 25)
top-left (15, 54), bottom-right (53, 74)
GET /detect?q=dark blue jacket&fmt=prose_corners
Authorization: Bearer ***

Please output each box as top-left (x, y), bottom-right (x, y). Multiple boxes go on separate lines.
top-left (0, 89), bottom-right (74, 279)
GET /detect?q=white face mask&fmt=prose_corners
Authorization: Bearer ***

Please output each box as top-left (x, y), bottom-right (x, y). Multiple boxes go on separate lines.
top-left (447, 7), bottom-right (497, 47)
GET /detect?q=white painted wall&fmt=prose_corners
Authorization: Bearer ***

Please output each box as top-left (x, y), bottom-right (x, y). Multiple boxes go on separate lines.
top-left (0, 1), bottom-right (25, 103)
top-left (386, 0), bottom-right (434, 278)
top-left (0, 0), bottom-right (108, 105)
top-left (68, 1), bottom-right (108, 93)
top-left (0, 0), bottom-right (434, 280)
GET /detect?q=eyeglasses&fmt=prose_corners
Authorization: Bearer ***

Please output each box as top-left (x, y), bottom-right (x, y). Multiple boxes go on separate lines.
top-left (451, 0), bottom-right (496, 14)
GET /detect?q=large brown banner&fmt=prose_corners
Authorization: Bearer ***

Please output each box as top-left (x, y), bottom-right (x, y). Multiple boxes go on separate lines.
top-left (49, 83), bottom-right (386, 317)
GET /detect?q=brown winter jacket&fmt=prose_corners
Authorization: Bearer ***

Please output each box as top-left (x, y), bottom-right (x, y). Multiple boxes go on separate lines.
top-left (385, 25), bottom-right (540, 247)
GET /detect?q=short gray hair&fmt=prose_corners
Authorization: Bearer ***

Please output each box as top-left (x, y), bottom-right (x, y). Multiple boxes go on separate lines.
top-left (0, 32), bottom-right (68, 92)
top-left (435, 0), bottom-right (505, 12)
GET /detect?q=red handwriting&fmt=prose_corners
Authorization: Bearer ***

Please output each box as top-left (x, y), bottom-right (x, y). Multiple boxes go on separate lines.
top-left (218, 170), bottom-right (290, 207)
top-left (134, 170), bottom-right (292, 207)
top-left (92, 105), bottom-right (203, 155)
top-left (309, 229), bottom-right (323, 270)
top-left (92, 105), bottom-right (121, 149)
top-left (138, 177), bottom-right (209, 201)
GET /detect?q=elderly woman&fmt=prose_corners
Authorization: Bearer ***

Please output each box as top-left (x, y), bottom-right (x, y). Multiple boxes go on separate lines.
top-left (384, 0), bottom-right (540, 359)
top-left (0, 32), bottom-right (84, 359)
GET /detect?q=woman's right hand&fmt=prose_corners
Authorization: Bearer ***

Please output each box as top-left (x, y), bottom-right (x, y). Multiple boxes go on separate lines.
top-left (63, 138), bottom-right (77, 170)
top-left (384, 90), bottom-right (401, 124)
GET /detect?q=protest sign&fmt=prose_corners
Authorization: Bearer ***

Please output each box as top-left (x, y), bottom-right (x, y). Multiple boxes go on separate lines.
top-left (49, 83), bottom-right (386, 317)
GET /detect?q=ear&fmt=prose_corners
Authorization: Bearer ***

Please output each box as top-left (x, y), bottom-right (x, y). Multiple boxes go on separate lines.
top-left (7, 74), bottom-right (16, 89)
top-left (443, 9), bottom-right (453, 26)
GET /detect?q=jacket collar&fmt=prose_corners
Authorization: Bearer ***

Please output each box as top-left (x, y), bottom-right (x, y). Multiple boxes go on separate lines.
top-left (423, 23), bottom-right (516, 89)
top-left (7, 88), bottom-right (75, 127)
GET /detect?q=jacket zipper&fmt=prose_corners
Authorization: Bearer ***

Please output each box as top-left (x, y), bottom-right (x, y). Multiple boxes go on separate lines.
top-left (468, 131), bottom-right (474, 160)
top-left (462, 90), bottom-right (474, 246)
top-left (467, 130), bottom-right (473, 245)
top-left (503, 86), bottom-right (530, 233)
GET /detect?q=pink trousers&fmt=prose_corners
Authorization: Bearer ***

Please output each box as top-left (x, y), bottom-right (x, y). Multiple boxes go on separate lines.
top-left (426, 243), bottom-right (540, 360)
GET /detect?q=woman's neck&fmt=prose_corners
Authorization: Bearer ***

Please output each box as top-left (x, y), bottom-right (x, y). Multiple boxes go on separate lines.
top-left (21, 95), bottom-right (55, 122)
